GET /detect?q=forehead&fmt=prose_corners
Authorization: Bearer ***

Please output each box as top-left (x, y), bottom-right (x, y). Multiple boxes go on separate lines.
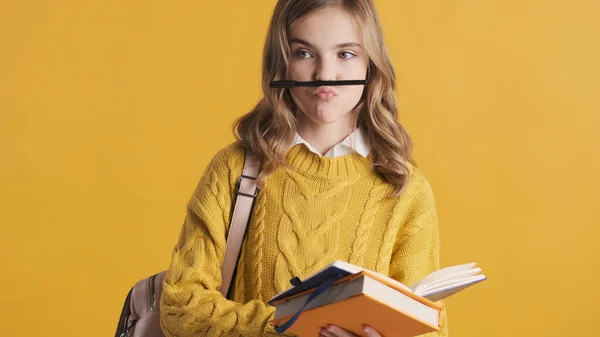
top-left (288, 7), bottom-right (362, 46)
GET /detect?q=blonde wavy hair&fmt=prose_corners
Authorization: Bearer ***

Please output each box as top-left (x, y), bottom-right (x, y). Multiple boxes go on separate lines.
top-left (233, 0), bottom-right (415, 196)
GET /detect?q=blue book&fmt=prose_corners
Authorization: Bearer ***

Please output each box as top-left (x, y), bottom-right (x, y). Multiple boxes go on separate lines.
top-left (268, 260), bottom-right (364, 305)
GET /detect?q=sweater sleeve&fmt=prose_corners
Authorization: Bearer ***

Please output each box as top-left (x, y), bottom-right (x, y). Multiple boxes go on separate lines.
top-left (388, 167), bottom-right (449, 337)
top-left (159, 147), bottom-right (276, 337)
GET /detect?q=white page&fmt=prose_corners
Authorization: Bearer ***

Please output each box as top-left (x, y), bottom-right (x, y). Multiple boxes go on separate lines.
top-left (413, 268), bottom-right (482, 294)
top-left (417, 275), bottom-right (487, 298)
top-left (409, 263), bottom-right (477, 292)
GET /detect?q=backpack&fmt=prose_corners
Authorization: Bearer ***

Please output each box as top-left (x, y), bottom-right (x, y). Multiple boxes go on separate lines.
top-left (115, 150), bottom-right (260, 337)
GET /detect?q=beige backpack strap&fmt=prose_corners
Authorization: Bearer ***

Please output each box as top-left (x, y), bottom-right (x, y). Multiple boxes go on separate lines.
top-left (218, 149), bottom-right (260, 297)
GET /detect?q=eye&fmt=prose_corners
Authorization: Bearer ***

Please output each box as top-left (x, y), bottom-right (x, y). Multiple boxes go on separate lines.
top-left (294, 50), bottom-right (312, 59)
top-left (339, 51), bottom-right (356, 59)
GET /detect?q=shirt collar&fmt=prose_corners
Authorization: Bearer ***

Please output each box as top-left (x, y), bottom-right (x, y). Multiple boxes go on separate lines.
top-left (291, 128), bottom-right (371, 158)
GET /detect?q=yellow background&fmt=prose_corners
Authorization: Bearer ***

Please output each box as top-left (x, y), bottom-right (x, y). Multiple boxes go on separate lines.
top-left (1, 1), bottom-right (598, 336)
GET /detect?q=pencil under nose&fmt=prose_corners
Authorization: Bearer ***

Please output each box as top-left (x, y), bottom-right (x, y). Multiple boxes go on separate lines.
top-left (269, 80), bottom-right (367, 88)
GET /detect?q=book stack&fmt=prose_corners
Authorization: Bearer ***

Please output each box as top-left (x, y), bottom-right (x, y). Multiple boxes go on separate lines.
top-left (269, 260), bottom-right (486, 337)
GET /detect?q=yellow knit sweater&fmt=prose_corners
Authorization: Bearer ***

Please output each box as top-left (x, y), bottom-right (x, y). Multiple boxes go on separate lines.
top-left (160, 143), bottom-right (448, 337)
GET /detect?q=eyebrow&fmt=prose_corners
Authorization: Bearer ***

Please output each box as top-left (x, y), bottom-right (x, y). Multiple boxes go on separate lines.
top-left (289, 38), bottom-right (362, 50)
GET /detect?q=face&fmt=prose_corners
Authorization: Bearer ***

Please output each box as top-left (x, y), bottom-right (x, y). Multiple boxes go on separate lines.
top-left (287, 7), bottom-right (369, 129)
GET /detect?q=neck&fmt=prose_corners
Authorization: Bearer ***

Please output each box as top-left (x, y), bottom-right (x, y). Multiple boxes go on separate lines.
top-left (296, 115), bottom-right (357, 155)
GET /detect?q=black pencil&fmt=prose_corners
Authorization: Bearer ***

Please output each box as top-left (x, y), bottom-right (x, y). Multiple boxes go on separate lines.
top-left (269, 80), bottom-right (367, 88)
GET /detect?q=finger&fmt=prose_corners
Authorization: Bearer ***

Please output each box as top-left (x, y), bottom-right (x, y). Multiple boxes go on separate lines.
top-left (324, 325), bottom-right (358, 337)
top-left (319, 327), bottom-right (338, 337)
top-left (362, 325), bottom-right (382, 337)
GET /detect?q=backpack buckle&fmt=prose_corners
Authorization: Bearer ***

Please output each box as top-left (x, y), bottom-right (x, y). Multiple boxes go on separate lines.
top-left (237, 174), bottom-right (258, 198)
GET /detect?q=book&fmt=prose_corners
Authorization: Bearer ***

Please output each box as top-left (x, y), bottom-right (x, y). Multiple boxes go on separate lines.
top-left (268, 260), bottom-right (486, 337)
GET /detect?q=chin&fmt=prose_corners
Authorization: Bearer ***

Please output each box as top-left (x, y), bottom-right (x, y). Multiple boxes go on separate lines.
top-left (307, 107), bottom-right (349, 125)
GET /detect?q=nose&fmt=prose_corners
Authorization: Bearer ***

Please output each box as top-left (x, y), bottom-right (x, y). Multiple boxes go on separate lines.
top-left (315, 57), bottom-right (337, 81)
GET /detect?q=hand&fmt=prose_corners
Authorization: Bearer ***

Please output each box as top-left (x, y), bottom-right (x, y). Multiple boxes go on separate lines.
top-left (319, 324), bottom-right (382, 337)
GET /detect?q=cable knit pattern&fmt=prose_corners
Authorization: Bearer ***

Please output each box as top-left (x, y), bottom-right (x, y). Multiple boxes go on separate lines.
top-left (376, 198), bottom-right (406, 274)
top-left (209, 169), bottom-right (229, 229)
top-left (274, 172), bottom-right (354, 293)
top-left (249, 186), bottom-right (267, 301)
top-left (349, 179), bottom-right (385, 265)
top-left (160, 143), bottom-right (448, 337)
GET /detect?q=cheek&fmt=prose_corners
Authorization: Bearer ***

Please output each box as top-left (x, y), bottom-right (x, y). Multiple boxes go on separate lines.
top-left (342, 86), bottom-right (365, 104)
top-left (289, 62), bottom-right (313, 81)
top-left (289, 88), bottom-right (312, 109)
top-left (346, 63), bottom-right (369, 79)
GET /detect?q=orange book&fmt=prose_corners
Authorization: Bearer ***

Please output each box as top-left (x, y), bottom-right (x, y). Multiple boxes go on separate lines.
top-left (269, 260), bottom-right (486, 337)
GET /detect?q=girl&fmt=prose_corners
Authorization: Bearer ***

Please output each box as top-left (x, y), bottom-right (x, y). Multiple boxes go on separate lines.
top-left (160, 0), bottom-right (448, 336)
